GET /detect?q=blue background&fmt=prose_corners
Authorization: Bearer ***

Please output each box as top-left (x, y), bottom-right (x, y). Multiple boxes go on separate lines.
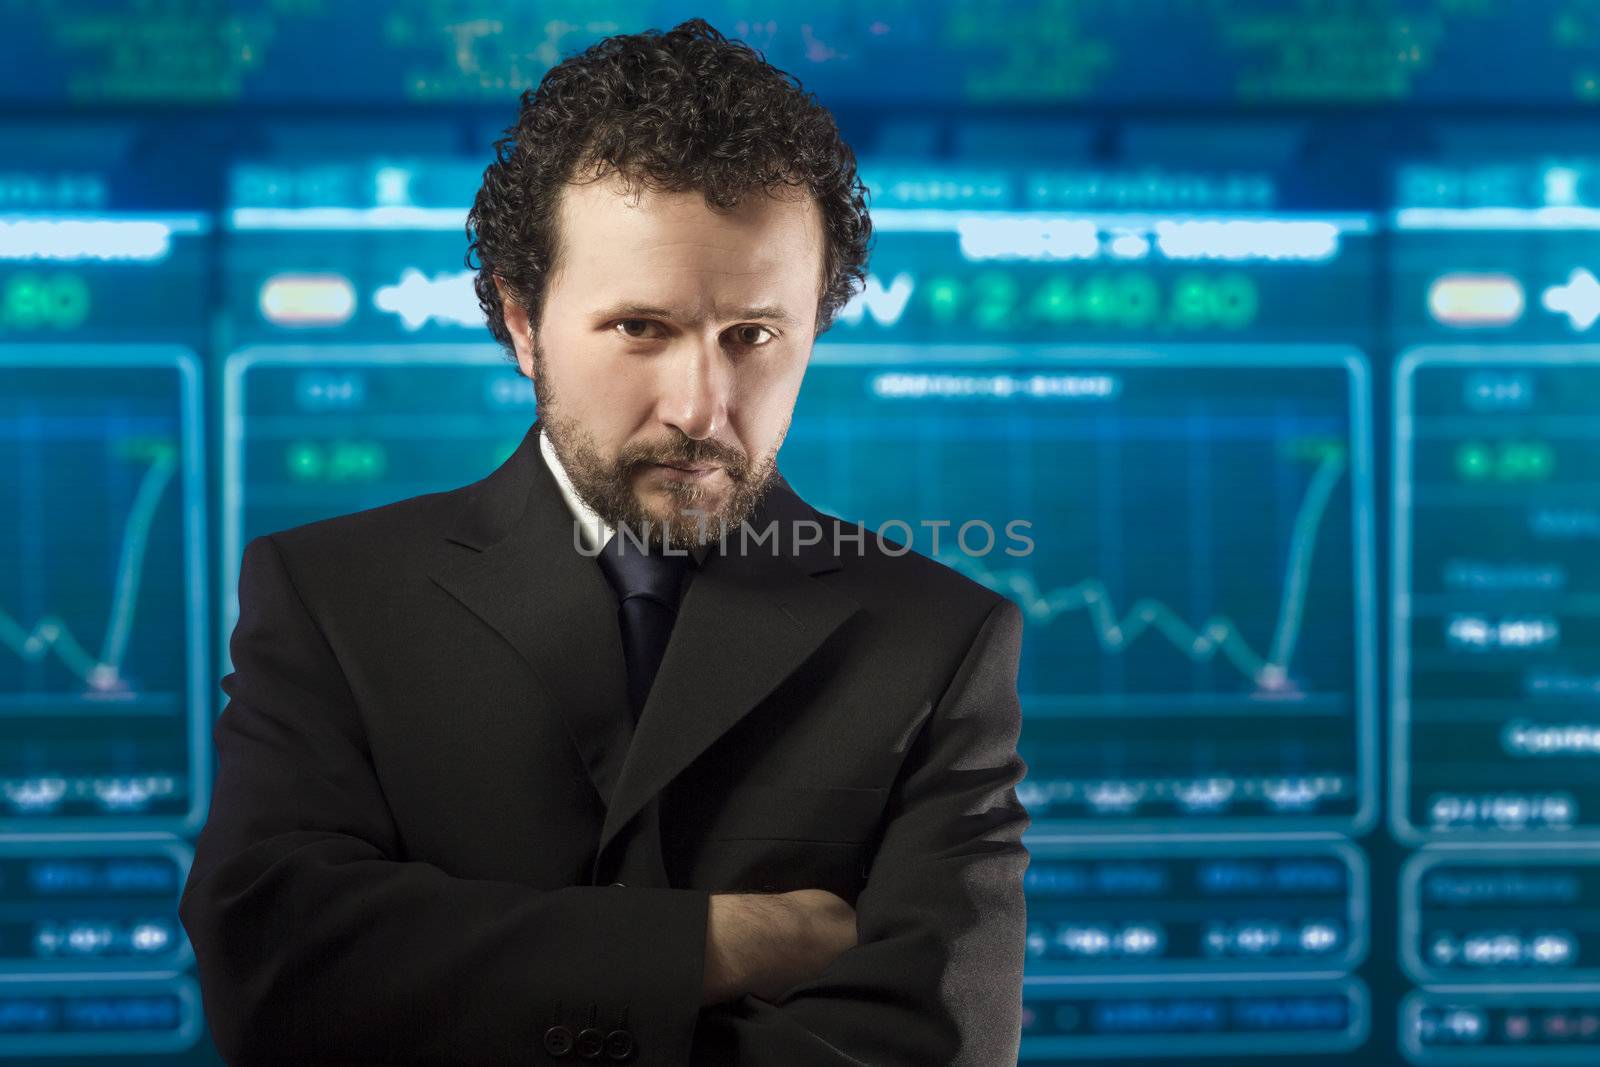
top-left (3, 2), bottom-right (1600, 1063)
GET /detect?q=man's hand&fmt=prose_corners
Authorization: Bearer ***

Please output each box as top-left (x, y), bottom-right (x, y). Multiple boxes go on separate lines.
top-left (701, 889), bottom-right (858, 1006)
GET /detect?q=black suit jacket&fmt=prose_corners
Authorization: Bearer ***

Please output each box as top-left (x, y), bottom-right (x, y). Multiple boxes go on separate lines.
top-left (180, 417), bottom-right (1031, 1066)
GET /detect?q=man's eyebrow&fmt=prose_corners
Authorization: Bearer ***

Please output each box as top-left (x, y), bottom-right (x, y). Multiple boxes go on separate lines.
top-left (592, 302), bottom-right (800, 327)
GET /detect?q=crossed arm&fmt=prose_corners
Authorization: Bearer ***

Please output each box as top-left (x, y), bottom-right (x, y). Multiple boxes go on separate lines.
top-left (181, 534), bottom-right (1030, 1064)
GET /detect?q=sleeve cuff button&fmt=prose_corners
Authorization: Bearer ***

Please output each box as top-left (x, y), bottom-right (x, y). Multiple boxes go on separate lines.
top-left (542, 1024), bottom-right (574, 1057)
top-left (575, 1026), bottom-right (605, 1058)
top-left (604, 1028), bottom-right (636, 1060)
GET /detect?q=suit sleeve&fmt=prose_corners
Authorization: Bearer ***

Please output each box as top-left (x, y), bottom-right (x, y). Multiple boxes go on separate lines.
top-left (180, 534), bottom-right (711, 1065)
top-left (690, 595), bottom-right (1032, 1067)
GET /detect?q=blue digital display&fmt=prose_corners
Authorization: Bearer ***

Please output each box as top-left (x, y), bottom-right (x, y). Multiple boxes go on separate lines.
top-left (2, 2), bottom-right (1598, 107)
top-left (1395, 349), bottom-right (1600, 840)
top-left (1402, 991), bottom-right (1600, 1065)
top-left (1402, 848), bottom-right (1600, 984)
top-left (0, 976), bottom-right (203, 1058)
top-left (0, 839), bottom-right (192, 975)
top-left (783, 348), bottom-right (1377, 836)
top-left (1020, 979), bottom-right (1369, 1060)
top-left (1023, 841), bottom-right (1366, 978)
top-left (5, 11), bottom-right (1600, 1063)
top-left (1388, 165), bottom-right (1600, 1064)
top-left (0, 347), bottom-right (208, 833)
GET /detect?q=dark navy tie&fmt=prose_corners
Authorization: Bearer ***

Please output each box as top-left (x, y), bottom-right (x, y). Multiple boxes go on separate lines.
top-left (594, 534), bottom-right (694, 719)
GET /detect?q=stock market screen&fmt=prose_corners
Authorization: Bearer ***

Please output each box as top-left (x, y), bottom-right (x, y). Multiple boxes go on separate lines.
top-left (4, 5), bottom-right (1600, 1064)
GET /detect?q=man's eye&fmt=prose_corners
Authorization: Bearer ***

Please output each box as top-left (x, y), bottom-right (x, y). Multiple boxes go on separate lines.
top-left (730, 324), bottom-right (775, 347)
top-left (613, 319), bottom-right (662, 340)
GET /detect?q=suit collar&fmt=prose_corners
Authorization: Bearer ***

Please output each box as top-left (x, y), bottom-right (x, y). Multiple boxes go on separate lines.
top-left (427, 418), bottom-right (860, 882)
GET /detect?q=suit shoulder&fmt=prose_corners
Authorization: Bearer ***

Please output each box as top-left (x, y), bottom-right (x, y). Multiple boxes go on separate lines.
top-left (257, 482), bottom-right (468, 569)
top-left (804, 503), bottom-right (1014, 621)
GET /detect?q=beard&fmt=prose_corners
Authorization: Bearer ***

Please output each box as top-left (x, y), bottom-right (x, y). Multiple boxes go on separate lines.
top-left (531, 338), bottom-right (787, 551)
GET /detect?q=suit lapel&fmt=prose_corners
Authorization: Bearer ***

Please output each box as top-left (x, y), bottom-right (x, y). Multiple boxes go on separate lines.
top-left (427, 420), bottom-right (635, 810)
top-left (595, 501), bottom-right (861, 867)
top-left (426, 417), bottom-right (862, 885)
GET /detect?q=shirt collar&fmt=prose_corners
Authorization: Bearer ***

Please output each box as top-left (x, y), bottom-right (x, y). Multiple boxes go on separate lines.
top-left (538, 425), bottom-right (708, 565)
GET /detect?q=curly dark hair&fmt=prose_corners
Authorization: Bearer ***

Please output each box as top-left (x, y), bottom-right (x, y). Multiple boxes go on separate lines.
top-left (465, 17), bottom-right (873, 364)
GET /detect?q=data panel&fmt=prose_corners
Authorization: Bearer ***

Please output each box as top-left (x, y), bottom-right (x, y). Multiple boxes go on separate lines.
top-left (0, 837), bottom-right (191, 976)
top-left (1402, 991), bottom-right (1600, 1066)
top-left (1401, 847), bottom-right (1600, 986)
top-left (1025, 840), bottom-right (1366, 978)
top-left (1395, 348), bottom-right (1600, 841)
top-left (1021, 978), bottom-right (1369, 1060)
top-left (0, 346), bottom-right (207, 832)
top-left (0, 976), bottom-right (202, 1057)
top-left (784, 344), bottom-right (1377, 835)
top-left (5, 3), bottom-right (1599, 107)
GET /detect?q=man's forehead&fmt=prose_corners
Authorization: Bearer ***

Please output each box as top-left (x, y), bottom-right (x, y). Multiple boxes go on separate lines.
top-left (548, 175), bottom-right (824, 315)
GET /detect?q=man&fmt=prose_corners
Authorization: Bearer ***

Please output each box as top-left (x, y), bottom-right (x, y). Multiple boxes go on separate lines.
top-left (180, 18), bottom-right (1030, 1066)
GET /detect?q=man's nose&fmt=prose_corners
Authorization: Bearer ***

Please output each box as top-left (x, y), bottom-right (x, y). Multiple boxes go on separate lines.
top-left (655, 335), bottom-right (731, 441)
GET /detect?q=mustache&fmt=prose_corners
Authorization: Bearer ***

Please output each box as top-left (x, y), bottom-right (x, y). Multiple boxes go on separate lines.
top-left (620, 438), bottom-right (749, 476)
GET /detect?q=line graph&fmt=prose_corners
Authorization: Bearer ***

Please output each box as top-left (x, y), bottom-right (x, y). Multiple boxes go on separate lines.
top-left (0, 443), bottom-right (177, 693)
top-left (0, 349), bottom-right (206, 829)
top-left (937, 447), bottom-right (1347, 693)
top-left (779, 350), bottom-right (1374, 830)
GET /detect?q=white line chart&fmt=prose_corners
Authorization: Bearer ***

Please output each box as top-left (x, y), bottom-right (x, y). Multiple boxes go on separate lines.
top-left (937, 448), bottom-right (1348, 692)
top-left (0, 444), bottom-right (179, 693)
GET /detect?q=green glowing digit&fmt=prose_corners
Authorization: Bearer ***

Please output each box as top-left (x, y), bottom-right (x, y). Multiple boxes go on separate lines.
top-left (972, 271), bottom-right (1018, 330)
top-left (287, 441), bottom-right (324, 481)
top-left (1028, 275), bottom-right (1076, 326)
top-left (925, 277), bottom-right (962, 324)
top-left (1171, 272), bottom-right (1211, 327)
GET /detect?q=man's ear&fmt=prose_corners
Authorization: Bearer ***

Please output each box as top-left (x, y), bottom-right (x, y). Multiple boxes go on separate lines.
top-left (493, 275), bottom-right (536, 379)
